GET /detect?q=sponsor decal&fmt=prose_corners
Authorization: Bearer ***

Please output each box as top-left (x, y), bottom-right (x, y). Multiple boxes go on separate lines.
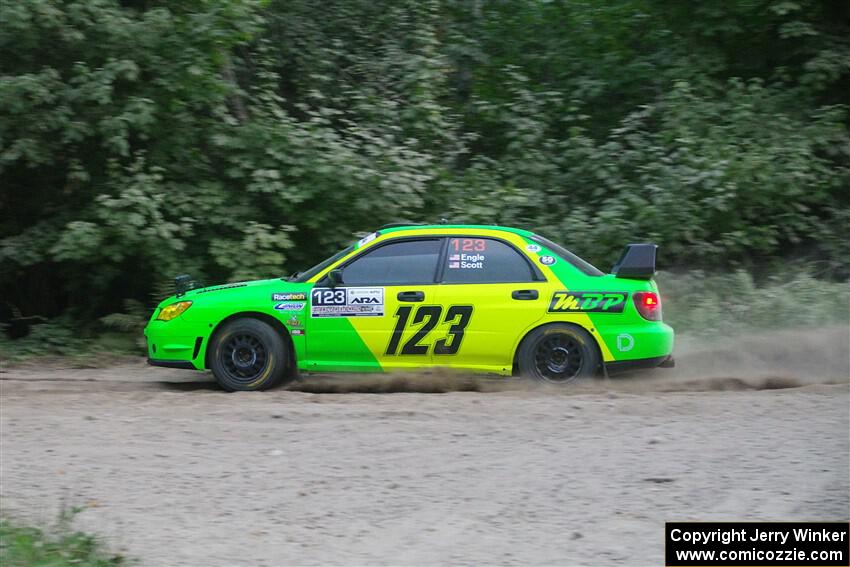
top-left (526, 244), bottom-right (542, 253)
top-left (272, 292), bottom-right (307, 301)
top-left (286, 315), bottom-right (302, 328)
top-left (616, 333), bottom-right (634, 352)
top-left (291, 329), bottom-right (305, 336)
top-left (311, 287), bottom-right (385, 317)
top-left (357, 232), bottom-right (379, 248)
top-left (274, 302), bottom-right (305, 311)
top-left (539, 255), bottom-right (556, 265)
top-left (548, 291), bottom-right (628, 313)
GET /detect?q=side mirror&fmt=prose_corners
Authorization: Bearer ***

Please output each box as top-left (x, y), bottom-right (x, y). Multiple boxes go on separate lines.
top-left (327, 269), bottom-right (343, 288)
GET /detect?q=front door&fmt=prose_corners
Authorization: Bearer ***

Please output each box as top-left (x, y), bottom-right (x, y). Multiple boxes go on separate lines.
top-left (305, 238), bottom-right (443, 372)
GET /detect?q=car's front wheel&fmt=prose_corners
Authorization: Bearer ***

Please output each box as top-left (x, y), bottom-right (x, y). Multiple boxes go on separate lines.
top-left (517, 323), bottom-right (600, 384)
top-left (210, 318), bottom-right (288, 391)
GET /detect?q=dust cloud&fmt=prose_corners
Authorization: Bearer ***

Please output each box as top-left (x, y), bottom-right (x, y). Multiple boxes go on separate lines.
top-left (284, 326), bottom-right (849, 395)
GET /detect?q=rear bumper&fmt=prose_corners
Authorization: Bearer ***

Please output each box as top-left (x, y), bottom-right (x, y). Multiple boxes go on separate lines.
top-left (147, 358), bottom-right (197, 370)
top-left (606, 354), bottom-right (674, 375)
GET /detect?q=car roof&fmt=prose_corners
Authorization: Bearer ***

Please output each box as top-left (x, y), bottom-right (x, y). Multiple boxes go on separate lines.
top-left (379, 224), bottom-right (535, 237)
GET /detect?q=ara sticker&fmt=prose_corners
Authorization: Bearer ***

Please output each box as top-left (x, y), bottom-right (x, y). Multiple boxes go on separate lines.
top-left (272, 292), bottom-right (306, 301)
top-left (274, 302), bottom-right (306, 311)
top-left (526, 244), bottom-right (541, 253)
top-left (539, 255), bottom-right (556, 265)
top-left (311, 287), bottom-right (384, 317)
top-left (548, 291), bottom-right (628, 313)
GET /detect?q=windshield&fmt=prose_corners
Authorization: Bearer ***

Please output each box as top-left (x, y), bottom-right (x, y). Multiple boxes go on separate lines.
top-left (289, 244), bottom-right (355, 283)
top-left (530, 235), bottom-right (604, 276)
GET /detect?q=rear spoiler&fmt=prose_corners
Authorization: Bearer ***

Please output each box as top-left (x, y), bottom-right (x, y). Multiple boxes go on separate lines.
top-left (611, 244), bottom-right (657, 280)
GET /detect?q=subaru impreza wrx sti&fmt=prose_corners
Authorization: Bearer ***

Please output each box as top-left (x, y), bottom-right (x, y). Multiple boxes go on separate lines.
top-left (144, 224), bottom-right (674, 391)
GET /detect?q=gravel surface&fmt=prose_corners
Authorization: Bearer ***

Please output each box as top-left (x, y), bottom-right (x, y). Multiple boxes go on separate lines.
top-left (1, 328), bottom-right (848, 566)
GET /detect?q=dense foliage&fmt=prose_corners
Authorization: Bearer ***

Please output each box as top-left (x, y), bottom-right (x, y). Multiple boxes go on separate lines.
top-left (1, 0), bottom-right (848, 327)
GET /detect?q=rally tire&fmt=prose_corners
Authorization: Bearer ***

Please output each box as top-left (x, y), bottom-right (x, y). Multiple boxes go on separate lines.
top-left (517, 323), bottom-right (600, 384)
top-left (210, 318), bottom-right (288, 391)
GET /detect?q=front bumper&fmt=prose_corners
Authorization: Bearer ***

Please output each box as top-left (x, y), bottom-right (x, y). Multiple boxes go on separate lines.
top-left (144, 319), bottom-right (205, 370)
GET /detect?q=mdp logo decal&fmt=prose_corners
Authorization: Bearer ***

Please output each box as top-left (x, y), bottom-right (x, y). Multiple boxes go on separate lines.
top-left (548, 291), bottom-right (628, 313)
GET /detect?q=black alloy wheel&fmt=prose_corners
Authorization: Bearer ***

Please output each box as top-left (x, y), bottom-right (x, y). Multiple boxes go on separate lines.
top-left (533, 334), bottom-right (584, 382)
top-left (221, 332), bottom-right (268, 385)
top-left (517, 323), bottom-right (600, 384)
top-left (210, 318), bottom-right (289, 391)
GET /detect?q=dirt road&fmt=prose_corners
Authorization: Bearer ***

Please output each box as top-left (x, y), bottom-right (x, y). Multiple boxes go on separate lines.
top-left (1, 328), bottom-right (848, 566)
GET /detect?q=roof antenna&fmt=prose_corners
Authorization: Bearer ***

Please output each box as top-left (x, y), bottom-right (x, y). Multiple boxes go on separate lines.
top-left (439, 218), bottom-right (449, 225)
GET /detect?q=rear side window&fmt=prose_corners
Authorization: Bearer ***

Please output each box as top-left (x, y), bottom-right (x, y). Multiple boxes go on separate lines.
top-left (442, 237), bottom-right (536, 284)
top-left (530, 235), bottom-right (604, 276)
top-left (341, 239), bottom-right (441, 285)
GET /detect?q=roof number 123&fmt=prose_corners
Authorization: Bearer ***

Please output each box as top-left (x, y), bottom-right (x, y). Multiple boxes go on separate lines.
top-left (385, 305), bottom-right (473, 356)
top-left (451, 238), bottom-right (486, 252)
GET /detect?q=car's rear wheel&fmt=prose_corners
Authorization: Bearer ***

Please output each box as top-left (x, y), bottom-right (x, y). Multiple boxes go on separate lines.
top-left (210, 318), bottom-right (288, 391)
top-left (517, 324), bottom-right (600, 384)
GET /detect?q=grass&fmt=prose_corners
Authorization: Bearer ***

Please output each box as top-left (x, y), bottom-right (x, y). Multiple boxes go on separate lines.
top-left (0, 327), bottom-right (143, 367)
top-left (657, 269), bottom-right (850, 337)
top-left (0, 513), bottom-right (125, 567)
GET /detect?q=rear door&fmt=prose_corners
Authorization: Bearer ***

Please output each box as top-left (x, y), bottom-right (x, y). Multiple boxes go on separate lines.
top-left (305, 237), bottom-right (443, 372)
top-left (432, 236), bottom-right (549, 373)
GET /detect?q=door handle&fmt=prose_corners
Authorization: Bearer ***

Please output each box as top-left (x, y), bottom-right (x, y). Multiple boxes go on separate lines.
top-left (397, 291), bottom-right (425, 302)
top-left (511, 289), bottom-right (539, 300)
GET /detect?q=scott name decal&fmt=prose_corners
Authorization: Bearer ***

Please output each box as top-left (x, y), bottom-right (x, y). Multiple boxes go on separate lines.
top-left (548, 291), bottom-right (628, 313)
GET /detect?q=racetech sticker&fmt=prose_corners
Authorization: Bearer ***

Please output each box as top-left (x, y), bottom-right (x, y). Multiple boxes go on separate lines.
top-left (272, 292), bottom-right (307, 301)
top-left (311, 287), bottom-right (384, 317)
top-left (548, 291), bottom-right (628, 313)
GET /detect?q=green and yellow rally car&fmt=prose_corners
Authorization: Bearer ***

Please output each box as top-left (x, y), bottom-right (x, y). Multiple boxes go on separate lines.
top-left (144, 224), bottom-right (674, 391)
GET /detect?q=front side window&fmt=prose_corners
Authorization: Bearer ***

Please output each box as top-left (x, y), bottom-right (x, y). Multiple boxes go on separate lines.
top-left (442, 237), bottom-right (536, 283)
top-left (341, 239), bottom-right (442, 285)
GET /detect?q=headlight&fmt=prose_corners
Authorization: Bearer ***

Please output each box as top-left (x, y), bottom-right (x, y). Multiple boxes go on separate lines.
top-left (156, 301), bottom-right (192, 321)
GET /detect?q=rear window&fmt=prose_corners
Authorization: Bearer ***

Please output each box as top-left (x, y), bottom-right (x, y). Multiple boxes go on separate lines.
top-left (530, 235), bottom-right (604, 276)
top-left (442, 237), bottom-right (536, 283)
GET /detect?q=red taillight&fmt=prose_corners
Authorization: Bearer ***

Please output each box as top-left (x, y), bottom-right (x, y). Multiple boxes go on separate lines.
top-left (634, 291), bottom-right (662, 321)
